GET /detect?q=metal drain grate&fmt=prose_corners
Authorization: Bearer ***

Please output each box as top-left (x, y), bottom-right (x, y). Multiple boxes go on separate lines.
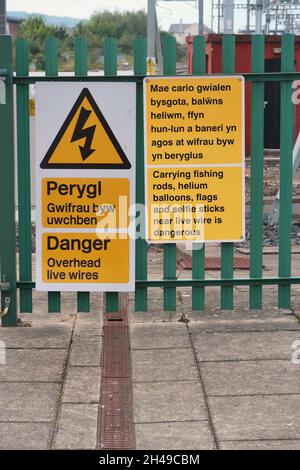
top-left (99, 378), bottom-right (134, 450)
top-left (98, 294), bottom-right (136, 450)
top-left (102, 326), bottom-right (130, 378)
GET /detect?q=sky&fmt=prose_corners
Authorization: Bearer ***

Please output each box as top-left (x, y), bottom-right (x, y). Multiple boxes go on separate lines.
top-left (6, 0), bottom-right (215, 31)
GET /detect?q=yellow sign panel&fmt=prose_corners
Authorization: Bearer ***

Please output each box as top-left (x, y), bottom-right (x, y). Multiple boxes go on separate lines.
top-left (147, 167), bottom-right (243, 241)
top-left (147, 57), bottom-right (156, 75)
top-left (42, 178), bottom-right (129, 228)
top-left (145, 76), bottom-right (243, 166)
top-left (42, 233), bottom-right (129, 284)
top-left (144, 76), bottom-right (245, 243)
top-left (40, 88), bottom-right (131, 169)
top-left (29, 98), bottom-right (35, 116)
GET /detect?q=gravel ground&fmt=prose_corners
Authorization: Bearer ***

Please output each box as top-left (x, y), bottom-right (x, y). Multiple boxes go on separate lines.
top-left (236, 214), bottom-right (300, 249)
top-left (245, 157), bottom-right (300, 200)
top-left (242, 157), bottom-right (300, 248)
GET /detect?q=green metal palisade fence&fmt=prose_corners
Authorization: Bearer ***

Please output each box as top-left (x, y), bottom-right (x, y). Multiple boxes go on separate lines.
top-left (0, 33), bottom-right (299, 325)
top-left (75, 37), bottom-right (90, 313)
top-left (0, 36), bottom-right (17, 326)
top-left (134, 37), bottom-right (148, 312)
top-left (192, 35), bottom-right (206, 311)
top-left (16, 38), bottom-right (32, 314)
top-left (249, 35), bottom-right (265, 309)
top-left (45, 37), bottom-right (60, 313)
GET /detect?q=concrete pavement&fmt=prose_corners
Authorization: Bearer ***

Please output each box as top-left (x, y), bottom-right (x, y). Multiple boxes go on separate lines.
top-left (0, 305), bottom-right (102, 450)
top-left (1, 266), bottom-right (300, 449)
top-left (130, 296), bottom-right (300, 450)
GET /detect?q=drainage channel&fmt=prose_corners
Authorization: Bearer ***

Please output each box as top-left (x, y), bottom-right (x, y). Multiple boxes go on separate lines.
top-left (98, 293), bottom-right (136, 450)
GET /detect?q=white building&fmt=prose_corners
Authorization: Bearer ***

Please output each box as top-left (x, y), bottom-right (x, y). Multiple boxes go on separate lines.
top-left (169, 22), bottom-right (213, 45)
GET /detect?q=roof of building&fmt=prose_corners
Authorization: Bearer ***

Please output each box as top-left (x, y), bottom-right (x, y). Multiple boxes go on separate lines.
top-left (7, 15), bottom-right (24, 23)
top-left (169, 22), bottom-right (213, 34)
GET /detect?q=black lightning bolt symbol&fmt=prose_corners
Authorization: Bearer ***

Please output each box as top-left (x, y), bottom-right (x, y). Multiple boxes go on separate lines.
top-left (71, 107), bottom-right (96, 161)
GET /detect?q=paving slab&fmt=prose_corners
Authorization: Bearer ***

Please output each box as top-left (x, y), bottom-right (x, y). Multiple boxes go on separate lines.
top-left (53, 404), bottom-right (98, 449)
top-left (201, 360), bottom-right (300, 396)
top-left (131, 323), bottom-right (190, 350)
top-left (69, 336), bottom-right (101, 366)
top-left (0, 322), bottom-right (73, 349)
top-left (30, 291), bottom-right (84, 316)
top-left (134, 381), bottom-right (208, 423)
top-left (219, 440), bottom-right (300, 450)
top-left (131, 311), bottom-right (182, 323)
top-left (73, 314), bottom-right (103, 337)
top-left (187, 315), bottom-right (299, 333)
top-left (0, 349), bottom-right (67, 382)
top-left (0, 383), bottom-right (60, 421)
top-left (135, 421), bottom-right (216, 450)
top-left (132, 348), bottom-right (198, 382)
top-left (62, 367), bottom-right (101, 404)
top-left (190, 330), bottom-right (300, 361)
top-left (0, 422), bottom-right (52, 450)
top-left (86, 294), bottom-right (103, 313)
top-left (130, 288), bottom-right (297, 322)
top-left (28, 296), bottom-right (102, 318)
top-left (209, 394), bottom-right (300, 440)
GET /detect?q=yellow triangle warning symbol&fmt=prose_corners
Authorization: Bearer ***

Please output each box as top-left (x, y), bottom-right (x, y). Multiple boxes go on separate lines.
top-left (147, 58), bottom-right (155, 67)
top-left (40, 88), bottom-right (131, 169)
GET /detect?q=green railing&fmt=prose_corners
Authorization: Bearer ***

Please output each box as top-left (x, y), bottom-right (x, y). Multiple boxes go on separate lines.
top-left (0, 33), bottom-right (298, 326)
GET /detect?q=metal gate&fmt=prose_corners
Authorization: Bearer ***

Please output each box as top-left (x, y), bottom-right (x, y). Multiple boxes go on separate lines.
top-left (0, 33), bottom-right (298, 326)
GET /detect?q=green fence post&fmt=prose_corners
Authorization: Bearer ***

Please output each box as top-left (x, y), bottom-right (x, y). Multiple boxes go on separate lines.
top-left (16, 38), bottom-right (33, 313)
top-left (162, 36), bottom-right (177, 312)
top-left (249, 35), bottom-right (264, 309)
top-left (0, 36), bottom-right (17, 326)
top-left (104, 37), bottom-right (117, 76)
top-left (220, 34), bottom-right (235, 310)
top-left (104, 37), bottom-right (119, 313)
top-left (45, 37), bottom-right (60, 313)
top-left (192, 35), bottom-right (206, 311)
top-left (278, 34), bottom-right (294, 308)
top-left (75, 36), bottom-right (87, 76)
top-left (75, 37), bottom-right (90, 312)
top-left (134, 37), bottom-right (148, 312)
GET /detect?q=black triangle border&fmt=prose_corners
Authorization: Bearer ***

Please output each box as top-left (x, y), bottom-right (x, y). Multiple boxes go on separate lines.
top-left (40, 87), bottom-right (131, 169)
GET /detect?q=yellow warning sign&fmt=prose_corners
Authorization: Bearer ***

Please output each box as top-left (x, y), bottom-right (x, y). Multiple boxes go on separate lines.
top-left (42, 233), bottom-right (130, 284)
top-left (40, 88), bottom-right (131, 169)
top-left (29, 98), bottom-right (35, 116)
top-left (41, 178), bottom-right (129, 228)
top-left (144, 76), bottom-right (245, 243)
top-left (147, 57), bottom-right (156, 75)
top-left (36, 82), bottom-right (135, 292)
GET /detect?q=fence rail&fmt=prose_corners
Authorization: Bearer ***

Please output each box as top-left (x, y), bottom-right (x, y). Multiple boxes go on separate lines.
top-left (0, 33), bottom-right (297, 325)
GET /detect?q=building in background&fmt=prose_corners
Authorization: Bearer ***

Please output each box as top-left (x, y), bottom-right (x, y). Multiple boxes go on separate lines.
top-left (7, 15), bottom-right (23, 36)
top-left (187, 33), bottom-right (300, 154)
top-left (169, 21), bottom-right (212, 44)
